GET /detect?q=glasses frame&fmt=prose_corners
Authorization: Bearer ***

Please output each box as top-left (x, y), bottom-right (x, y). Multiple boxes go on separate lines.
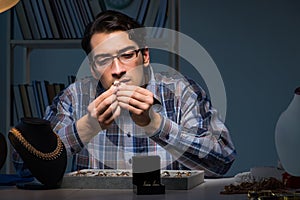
top-left (92, 49), bottom-right (143, 70)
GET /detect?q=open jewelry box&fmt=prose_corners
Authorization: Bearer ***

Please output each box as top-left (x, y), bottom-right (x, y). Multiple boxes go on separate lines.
top-left (62, 169), bottom-right (204, 190)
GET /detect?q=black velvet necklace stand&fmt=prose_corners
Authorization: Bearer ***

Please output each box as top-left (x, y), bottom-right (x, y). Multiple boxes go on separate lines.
top-left (8, 117), bottom-right (67, 189)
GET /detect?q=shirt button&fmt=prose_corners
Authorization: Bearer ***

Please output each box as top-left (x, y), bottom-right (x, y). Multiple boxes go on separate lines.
top-left (166, 134), bottom-right (169, 140)
top-left (128, 158), bottom-right (132, 164)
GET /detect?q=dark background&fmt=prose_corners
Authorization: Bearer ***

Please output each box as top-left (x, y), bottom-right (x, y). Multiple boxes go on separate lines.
top-left (1, 0), bottom-right (300, 176)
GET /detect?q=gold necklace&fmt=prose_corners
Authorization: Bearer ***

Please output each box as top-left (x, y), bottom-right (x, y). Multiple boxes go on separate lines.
top-left (10, 127), bottom-right (63, 160)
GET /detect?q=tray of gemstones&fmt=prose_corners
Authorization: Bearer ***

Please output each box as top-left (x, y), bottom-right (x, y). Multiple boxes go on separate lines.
top-left (62, 169), bottom-right (204, 190)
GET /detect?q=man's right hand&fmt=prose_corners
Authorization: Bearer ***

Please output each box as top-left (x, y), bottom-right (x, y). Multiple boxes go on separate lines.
top-left (88, 85), bottom-right (121, 130)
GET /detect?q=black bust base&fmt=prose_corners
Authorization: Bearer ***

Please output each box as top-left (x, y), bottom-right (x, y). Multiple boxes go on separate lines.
top-left (16, 181), bottom-right (61, 190)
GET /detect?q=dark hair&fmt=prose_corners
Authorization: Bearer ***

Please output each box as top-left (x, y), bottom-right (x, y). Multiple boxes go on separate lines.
top-left (81, 10), bottom-right (146, 56)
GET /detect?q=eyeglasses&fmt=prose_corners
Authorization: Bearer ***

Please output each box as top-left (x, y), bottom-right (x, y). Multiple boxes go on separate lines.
top-left (93, 49), bottom-right (142, 69)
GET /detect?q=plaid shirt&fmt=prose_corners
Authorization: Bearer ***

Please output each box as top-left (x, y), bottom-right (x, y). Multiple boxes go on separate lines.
top-left (13, 67), bottom-right (236, 177)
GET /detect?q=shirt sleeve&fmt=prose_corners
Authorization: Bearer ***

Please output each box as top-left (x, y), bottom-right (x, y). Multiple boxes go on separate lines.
top-left (44, 86), bottom-right (85, 156)
top-left (150, 78), bottom-right (236, 177)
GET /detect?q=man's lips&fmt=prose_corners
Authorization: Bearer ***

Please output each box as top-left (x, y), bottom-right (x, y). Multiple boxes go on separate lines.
top-left (119, 79), bottom-right (130, 84)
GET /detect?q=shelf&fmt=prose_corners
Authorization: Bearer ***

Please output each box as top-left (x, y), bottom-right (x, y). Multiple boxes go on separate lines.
top-left (3, 0), bottom-right (180, 174)
top-left (10, 38), bottom-right (174, 50)
top-left (10, 39), bottom-right (82, 49)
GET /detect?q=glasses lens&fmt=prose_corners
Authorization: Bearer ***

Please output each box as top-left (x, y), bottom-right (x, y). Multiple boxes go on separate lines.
top-left (119, 50), bottom-right (138, 63)
top-left (95, 57), bottom-right (112, 68)
top-left (93, 49), bottom-right (140, 69)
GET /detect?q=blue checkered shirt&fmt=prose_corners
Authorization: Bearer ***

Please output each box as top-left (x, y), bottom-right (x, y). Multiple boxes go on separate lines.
top-left (13, 67), bottom-right (236, 177)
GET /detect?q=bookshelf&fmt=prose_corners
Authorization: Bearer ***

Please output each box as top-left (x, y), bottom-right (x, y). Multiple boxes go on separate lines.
top-left (9, 39), bottom-right (82, 83)
top-left (10, 39), bottom-right (82, 49)
top-left (4, 0), bottom-right (180, 173)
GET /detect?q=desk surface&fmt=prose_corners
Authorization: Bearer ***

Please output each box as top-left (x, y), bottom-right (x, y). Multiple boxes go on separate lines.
top-left (0, 178), bottom-right (248, 200)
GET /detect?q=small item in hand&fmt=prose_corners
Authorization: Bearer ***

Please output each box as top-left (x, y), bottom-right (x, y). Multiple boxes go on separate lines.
top-left (113, 80), bottom-right (120, 87)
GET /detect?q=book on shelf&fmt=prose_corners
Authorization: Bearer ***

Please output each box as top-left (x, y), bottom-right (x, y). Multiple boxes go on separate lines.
top-left (13, 79), bottom-right (70, 122)
top-left (76, 0), bottom-right (93, 30)
top-left (40, 80), bottom-right (50, 111)
top-left (51, 0), bottom-right (71, 38)
top-left (15, 1), bottom-right (32, 40)
top-left (45, 82), bottom-right (56, 105)
top-left (68, 75), bottom-right (76, 85)
top-left (15, 0), bottom-right (96, 39)
top-left (53, 83), bottom-right (65, 96)
top-left (82, 0), bottom-right (94, 22)
top-left (22, 0), bottom-right (41, 39)
top-left (136, 0), bottom-right (150, 25)
top-left (14, 0), bottom-right (170, 40)
top-left (36, 0), bottom-right (54, 39)
top-left (143, 0), bottom-right (160, 38)
top-left (152, 0), bottom-right (168, 38)
top-left (13, 85), bottom-right (24, 121)
top-left (60, 0), bottom-right (78, 39)
top-left (70, 0), bottom-right (86, 37)
top-left (98, 0), bottom-right (107, 12)
top-left (65, 0), bottom-right (82, 38)
top-left (42, 0), bottom-right (61, 38)
top-left (26, 84), bottom-right (40, 118)
top-left (30, 0), bottom-right (47, 39)
top-left (88, 0), bottom-right (103, 18)
top-left (32, 80), bottom-right (46, 118)
top-left (18, 84), bottom-right (32, 117)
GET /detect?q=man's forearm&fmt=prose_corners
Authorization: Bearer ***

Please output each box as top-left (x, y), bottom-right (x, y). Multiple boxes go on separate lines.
top-left (76, 114), bottom-right (102, 144)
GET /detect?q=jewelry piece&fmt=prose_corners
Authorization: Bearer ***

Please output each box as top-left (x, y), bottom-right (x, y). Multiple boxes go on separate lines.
top-left (10, 127), bottom-right (63, 160)
top-left (162, 171), bottom-right (170, 177)
top-left (113, 80), bottom-right (120, 86)
top-left (97, 171), bottom-right (107, 177)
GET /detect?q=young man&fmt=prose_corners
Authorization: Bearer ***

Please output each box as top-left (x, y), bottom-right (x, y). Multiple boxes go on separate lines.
top-left (14, 10), bottom-right (236, 177)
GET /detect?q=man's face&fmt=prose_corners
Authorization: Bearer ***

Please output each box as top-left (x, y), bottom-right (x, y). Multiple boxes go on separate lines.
top-left (90, 31), bottom-right (150, 89)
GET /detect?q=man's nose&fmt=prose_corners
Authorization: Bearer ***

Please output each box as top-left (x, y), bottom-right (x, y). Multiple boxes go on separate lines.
top-left (111, 58), bottom-right (126, 77)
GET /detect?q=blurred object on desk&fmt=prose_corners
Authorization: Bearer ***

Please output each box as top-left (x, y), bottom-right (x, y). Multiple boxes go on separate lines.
top-left (283, 172), bottom-right (300, 189)
top-left (233, 166), bottom-right (284, 184)
top-left (250, 166), bottom-right (284, 181)
top-left (275, 86), bottom-right (300, 177)
top-left (220, 176), bottom-right (284, 195)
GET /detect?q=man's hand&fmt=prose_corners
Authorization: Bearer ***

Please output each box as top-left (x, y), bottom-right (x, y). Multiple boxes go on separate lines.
top-left (116, 84), bottom-right (162, 134)
top-left (88, 85), bottom-right (121, 130)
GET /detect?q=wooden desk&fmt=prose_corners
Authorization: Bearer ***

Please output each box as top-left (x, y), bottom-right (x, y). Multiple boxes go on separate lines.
top-left (0, 178), bottom-right (247, 200)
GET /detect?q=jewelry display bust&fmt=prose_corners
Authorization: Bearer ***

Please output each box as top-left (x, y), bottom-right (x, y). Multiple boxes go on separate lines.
top-left (8, 117), bottom-right (67, 188)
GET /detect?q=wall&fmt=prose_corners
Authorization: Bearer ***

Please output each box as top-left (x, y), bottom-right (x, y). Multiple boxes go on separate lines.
top-left (1, 0), bottom-right (300, 176)
top-left (179, 0), bottom-right (300, 176)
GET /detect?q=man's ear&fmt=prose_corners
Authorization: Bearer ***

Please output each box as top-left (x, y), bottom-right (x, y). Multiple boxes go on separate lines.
top-left (142, 48), bottom-right (150, 66)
